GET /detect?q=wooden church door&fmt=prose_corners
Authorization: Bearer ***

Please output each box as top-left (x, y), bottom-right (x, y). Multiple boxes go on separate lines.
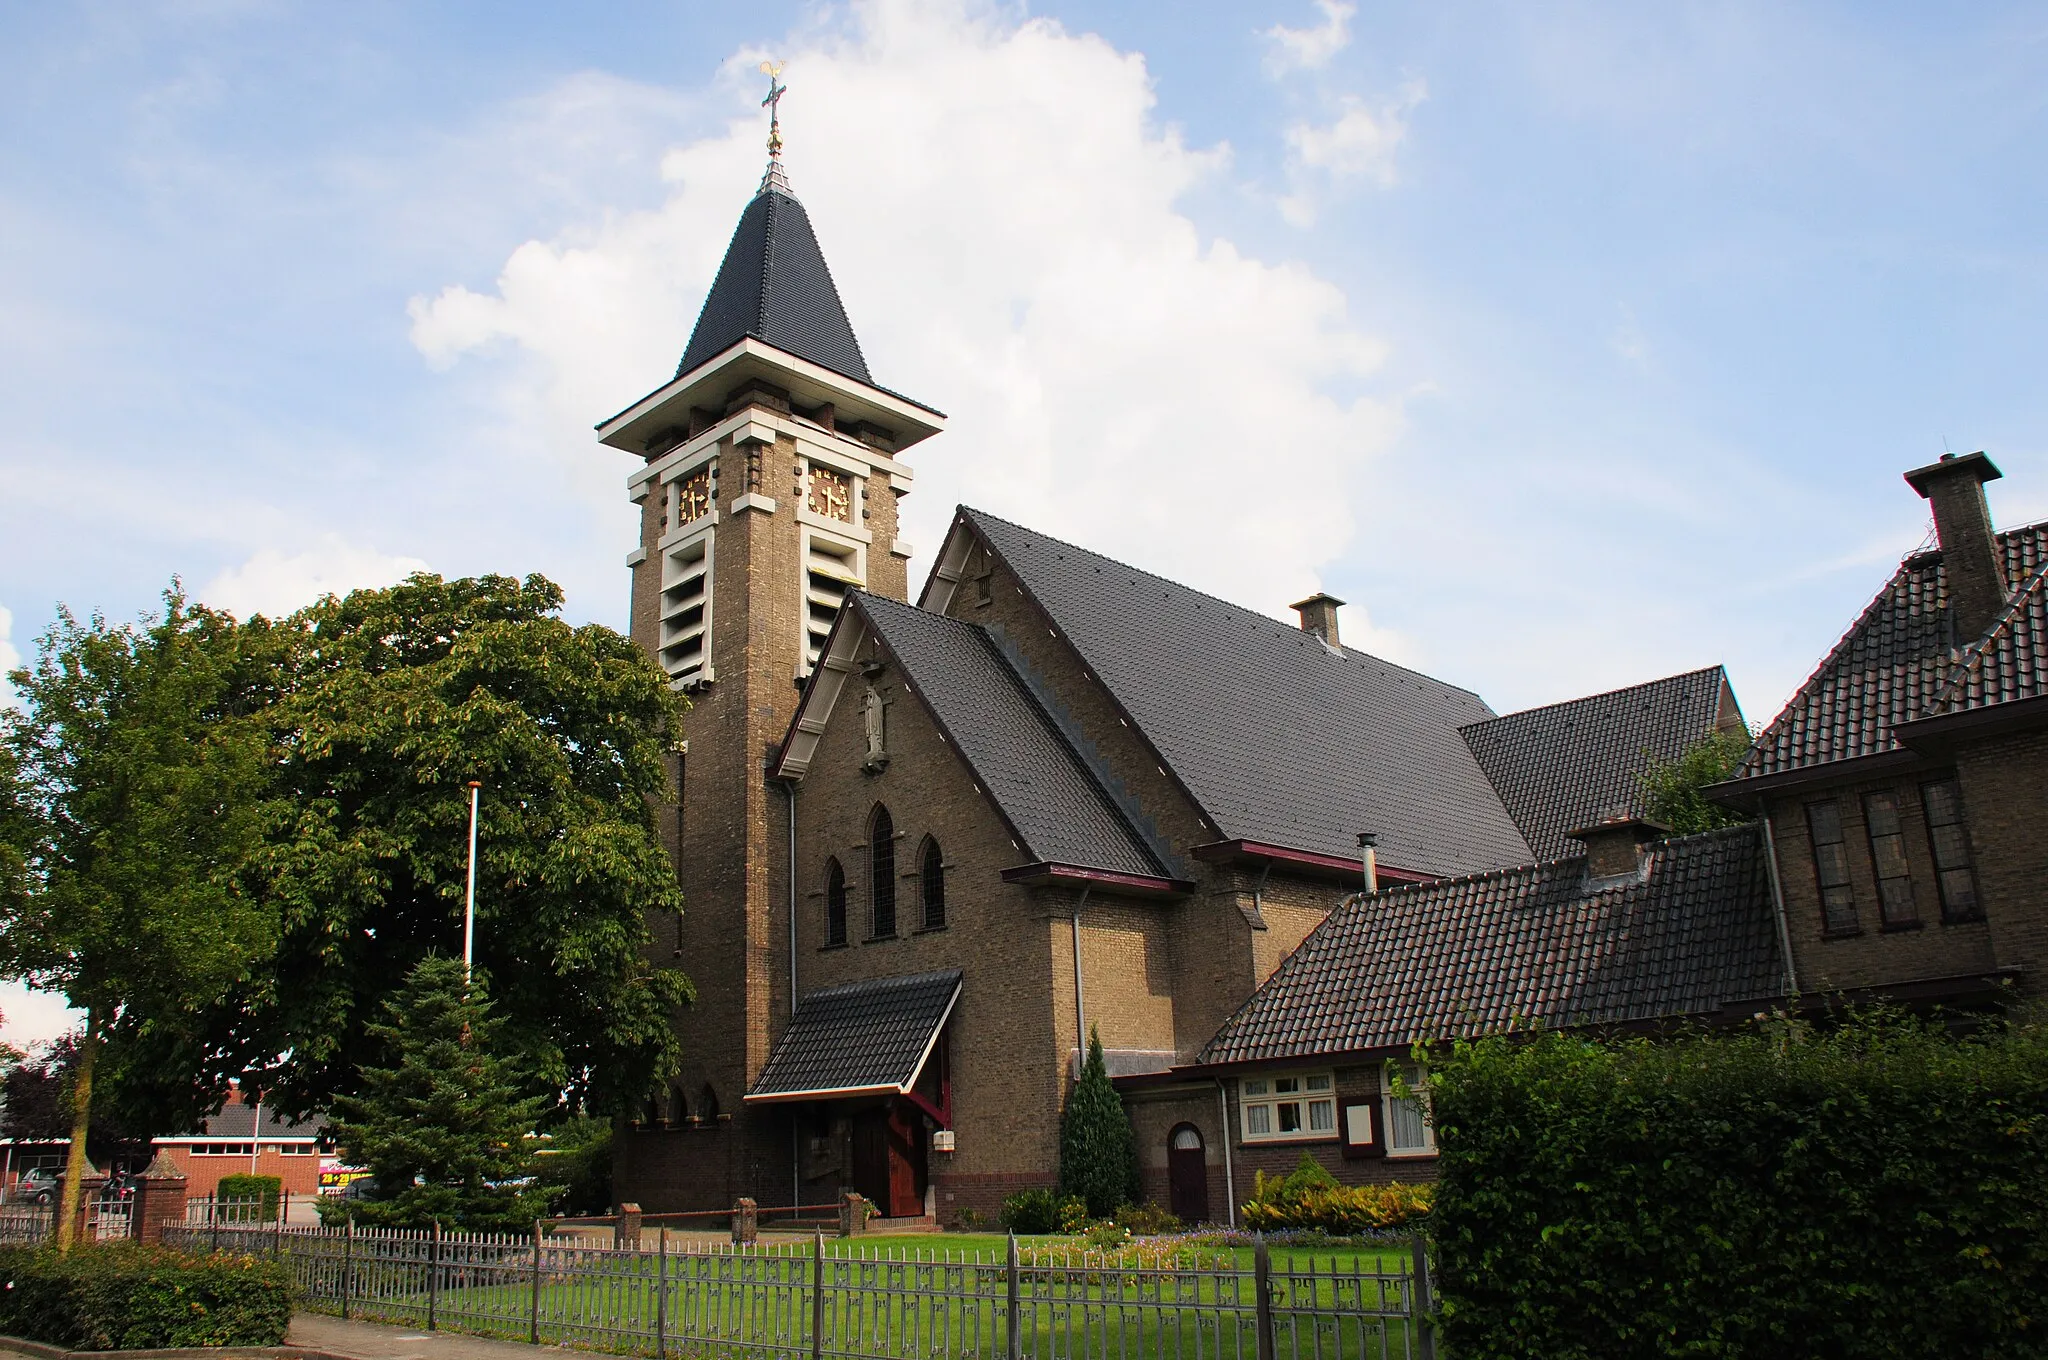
top-left (1167, 1124), bottom-right (1209, 1224)
top-left (852, 1104), bottom-right (929, 1218)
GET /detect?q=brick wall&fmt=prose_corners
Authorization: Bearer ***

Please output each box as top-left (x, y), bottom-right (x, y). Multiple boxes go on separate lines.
top-left (1956, 726), bottom-right (2048, 992)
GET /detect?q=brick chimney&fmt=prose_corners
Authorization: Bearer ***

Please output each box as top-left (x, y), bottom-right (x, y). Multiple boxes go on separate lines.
top-left (1291, 593), bottom-right (1344, 647)
top-left (1566, 813), bottom-right (1670, 879)
top-left (1905, 451), bottom-right (2008, 641)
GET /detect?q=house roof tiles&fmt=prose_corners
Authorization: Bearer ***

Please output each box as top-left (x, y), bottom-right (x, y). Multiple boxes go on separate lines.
top-left (1197, 824), bottom-right (1783, 1066)
top-left (1934, 557), bottom-right (2048, 714)
top-left (748, 969), bottom-right (961, 1100)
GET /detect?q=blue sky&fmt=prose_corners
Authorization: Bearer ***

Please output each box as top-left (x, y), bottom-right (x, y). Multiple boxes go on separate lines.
top-left (5, 2), bottom-right (2048, 1045)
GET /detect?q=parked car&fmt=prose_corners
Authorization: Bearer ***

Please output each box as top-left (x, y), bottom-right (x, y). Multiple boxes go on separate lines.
top-left (10, 1168), bottom-right (57, 1205)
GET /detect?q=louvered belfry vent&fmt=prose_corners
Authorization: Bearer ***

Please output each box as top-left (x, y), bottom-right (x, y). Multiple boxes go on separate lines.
top-left (676, 186), bottom-right (873, 386)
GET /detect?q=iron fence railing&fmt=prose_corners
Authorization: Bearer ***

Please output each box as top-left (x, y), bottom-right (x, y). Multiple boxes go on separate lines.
top-left (163, 1223), bottom-right (1436, 1360)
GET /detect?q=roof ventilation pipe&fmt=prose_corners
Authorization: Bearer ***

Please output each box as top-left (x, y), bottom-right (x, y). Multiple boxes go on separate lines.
top-left (1356, 832), bottom-right (1379, 894)
top-left (1905, 451), bottom-right (2008, 640)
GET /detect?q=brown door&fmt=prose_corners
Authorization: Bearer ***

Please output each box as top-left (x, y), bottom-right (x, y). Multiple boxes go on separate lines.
top-left (1167, 1124), bottom-right (1209, 1224)
top-left (851, 1110), bottom-right (890, 1209)
top-left (884, 1102), bottom-right (927, 1218)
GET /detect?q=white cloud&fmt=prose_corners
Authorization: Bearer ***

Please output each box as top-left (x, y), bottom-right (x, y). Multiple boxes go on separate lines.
top-left (0, 982), bottom-right (82, 1057)
top-left (410, 0), bottom-right (1410, 643)
top-left (200, 535), bottom-right (429, 620)
top-left (1263, 1), bottom-right (1357, 74)
top-left (1279, 84), bottom-right (1425, 225)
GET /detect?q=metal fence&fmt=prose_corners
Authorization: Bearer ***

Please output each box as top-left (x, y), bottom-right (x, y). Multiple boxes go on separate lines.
top-left (165, 1223), bottom-right (1437, 1360)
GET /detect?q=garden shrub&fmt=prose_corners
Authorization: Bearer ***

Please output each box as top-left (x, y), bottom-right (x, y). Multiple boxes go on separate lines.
top-left (0, 1244), bottom-right (291, 1350)
top-left (999, 1188), bottom-right (1088, 1235)
top-left (1239, 1154), bottom-right (1432, 1232)
top-left (1428, 1013), bottom-right (2048, 1360)
top-left (213, 1173), bottom-right (281, 1224)
top-left (1057, 1030), bottom-right (1141, 1218)
top-left (1114, 1201), bottom-right (1184, 1235)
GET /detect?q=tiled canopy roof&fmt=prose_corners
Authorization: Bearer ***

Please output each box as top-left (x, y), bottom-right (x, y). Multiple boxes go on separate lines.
top-left (854, 593), bottom-right (1170, 880)
top-left (676, 187), bottom-right (872, 385)
top-left (747, 970), bottom-right (961, 1101)
top-left (1736, 524), bottom-right (2048, 780)
top-left (1934, 557), bottom-right (2048, 714)
top-left (1462, 667), bottom-right (1738, 862)
top-left (1198, 825), bottom-right (1783, 1066)
top-left (949, 509), bottom-right (1533, 879)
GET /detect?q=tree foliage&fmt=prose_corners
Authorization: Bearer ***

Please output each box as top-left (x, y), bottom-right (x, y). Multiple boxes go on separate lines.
top-left (1637, 728), bottom-right (1754, 835)
top-left (117, 573), bottom-right (693, 1127)
top-left (0, 590), bottom-right (278, 1244)
top-left (1428, 1012), bottom-right (2048, 1360)
top-left (1058, 1028), bottom-right (1141, 1218)
top-left (324, 956), bottom-right (557, 1231)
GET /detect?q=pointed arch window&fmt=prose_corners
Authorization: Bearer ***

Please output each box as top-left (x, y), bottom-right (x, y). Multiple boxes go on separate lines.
top-left (824, 858), bottom-right (848, 947)
top-left (870, 806), bottom-right (897, 939)
top-left (920, 837), bottom-right (947, 931)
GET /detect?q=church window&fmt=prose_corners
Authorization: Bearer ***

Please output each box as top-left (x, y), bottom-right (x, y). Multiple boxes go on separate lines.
top-left (1861, 790), bottom-right (1918, 929)
top-left (824, 858), bottom-right (847, 947)
top-left (1921, 779), bottom-right (1980, 922)
top-left (920, 837), bottom-right (946, 930)
top-left (1239, 1073), bottom-right (1335, 1143)
top-left (699, 1084), bottom-right (720, 1122)
top-left (1805, 800), bottom-right (1858, 935)
top-left (870, 806), bottom-right (898, 938)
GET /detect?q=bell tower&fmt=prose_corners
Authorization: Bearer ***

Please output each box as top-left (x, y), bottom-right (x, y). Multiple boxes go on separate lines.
top-left (597, 74), bottom-right (945, 1209)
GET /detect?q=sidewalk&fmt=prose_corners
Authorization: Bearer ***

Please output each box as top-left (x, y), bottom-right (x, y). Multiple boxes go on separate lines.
top-left (287, 1314), bottom-right (569, 1360)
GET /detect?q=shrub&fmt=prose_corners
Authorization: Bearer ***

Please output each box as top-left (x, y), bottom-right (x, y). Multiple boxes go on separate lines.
top-left (1055, 1195), bottom-right (1092, 1235)
top-left (1114, 1201), bottom-right (1184, 1235)
top-left (0, 1244), bottom-right (291, 1350)
top-left (1239, 1155), bottom-right (1432, 1232)
top-left (213, 1174), bottom-right (280, 1224)
top-left (999, 1188), bottom-right (1059, 1234)
top-left (1082, 1220), bottom-right (1131, 1251)
top-left (1057, 1030), bottom-right (1140, 1218)
top-left (1429, 1013), bottom-right (2048, 1360)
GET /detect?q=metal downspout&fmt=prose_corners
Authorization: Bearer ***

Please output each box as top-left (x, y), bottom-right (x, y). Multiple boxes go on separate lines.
top-left (786, 781), bottom-right (800, 1210)
top-left (1760, 810), bottom-right (1800, 997)
top-left (1216, 1080), bottom-right (1236, 1229)
top-left (1071, 887), bottom-right (1092, 1060)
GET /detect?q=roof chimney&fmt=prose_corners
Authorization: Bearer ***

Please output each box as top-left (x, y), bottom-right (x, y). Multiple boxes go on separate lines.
top-left (1904, 451), bottom-right (2007, 640)
top-left (1565, 812), bottom-right (1670, 879)
top-left (1291, 593), bottom-right (1344, 648)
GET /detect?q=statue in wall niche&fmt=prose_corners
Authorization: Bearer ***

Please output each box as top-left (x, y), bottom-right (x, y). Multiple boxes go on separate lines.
top-left (862, 685), bottom-right (890, 771)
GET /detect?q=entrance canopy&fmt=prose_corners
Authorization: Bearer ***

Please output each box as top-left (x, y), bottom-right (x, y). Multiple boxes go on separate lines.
top-left (746, 969), bottom-right (961, 1104)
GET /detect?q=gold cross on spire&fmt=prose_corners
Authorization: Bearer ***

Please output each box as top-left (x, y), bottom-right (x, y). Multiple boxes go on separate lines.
top-left (760, 61), bottom-right (787, 162)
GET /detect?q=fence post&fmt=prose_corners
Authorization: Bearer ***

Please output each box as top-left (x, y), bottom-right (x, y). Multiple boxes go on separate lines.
top-left (1253, 1238), bottom-right (1275, 1360)
top-left (655, 1228), bottom-right (668, 1360)
top-left (427, 1221), bottom-right (440, 1331)
top-left (1409, 1232), bottom-right (1436, 1360)
top-left (342, 1217), bottom-right (355, 1320)
top-left (209, 1195), bottom-right (219, 1253)
top-left (274, 1189), bottom-right (286, 1256)
top-left (810, 1229), bottom-right (825, 1360)
top-left (529, 1221), bottom-right (542, 1345)
top-left (1006, 1232), bottom-right (1022, 1360)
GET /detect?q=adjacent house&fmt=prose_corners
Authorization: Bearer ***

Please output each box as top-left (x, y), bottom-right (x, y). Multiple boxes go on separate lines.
top-left (151, 1088), bottom-right (327, 1200)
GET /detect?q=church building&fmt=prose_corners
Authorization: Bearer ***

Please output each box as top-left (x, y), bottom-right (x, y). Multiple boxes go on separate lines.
top-left (594, 115), bottom-right (1754, 1225)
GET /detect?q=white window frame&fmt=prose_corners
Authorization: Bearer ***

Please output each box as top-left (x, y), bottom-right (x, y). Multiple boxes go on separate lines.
top-left (1238, 1072), bottom-right (1337, 1143)
top-left (1383, 1061), bottom-right (1435, 1157)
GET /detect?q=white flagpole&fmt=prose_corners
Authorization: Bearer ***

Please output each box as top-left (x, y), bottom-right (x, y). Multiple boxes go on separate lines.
top-left (464, 780), bottom-right (481, 982)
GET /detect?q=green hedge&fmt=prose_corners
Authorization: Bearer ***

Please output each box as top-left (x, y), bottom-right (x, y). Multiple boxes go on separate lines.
top-left (0, 1243), bottom-right (292, 1350)
top-left (1428, 1015), bottom-right (2048, 1360)
top-left (213, 1174), bottom-right (281, 1224)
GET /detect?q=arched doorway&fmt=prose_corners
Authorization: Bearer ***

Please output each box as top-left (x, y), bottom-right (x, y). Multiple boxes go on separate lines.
top-left (1167, 1124), bottom-right (1209, 1225)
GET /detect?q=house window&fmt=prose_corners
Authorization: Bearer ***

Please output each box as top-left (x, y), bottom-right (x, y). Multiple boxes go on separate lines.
top-left (869, 806), bottom-right (897, 939)
top-left (824, 858), bottom-right (847, 947)
top-left (1921, 779), bottom-right (1981, 922)
top-left (1384, 1063), bottom-right (1435, 1156)
top-left (1805, 800), bottom-right (1859, 934)
top-left (1239, 1073), bottom-right (1335, 1142)
top-left (1861, 790), bottom-right (1919, 929)
top-left (920, 838), bottom-right (946, 930)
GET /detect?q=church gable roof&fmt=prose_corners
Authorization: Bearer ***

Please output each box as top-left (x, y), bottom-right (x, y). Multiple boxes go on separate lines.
top-left (1197, 824), bottom-right (1783, 1067)
top-left (1735, 522), bottom-right (2048, 781)
top-left (934, 508), bottom-right (1533, 880)
top-left (1461, 666), bottom-right (1740, 862)
top-left (676, 188), bottom-right (872, 385)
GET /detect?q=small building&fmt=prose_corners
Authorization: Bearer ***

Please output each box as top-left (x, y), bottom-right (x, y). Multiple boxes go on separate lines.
top-left (151, 1089), bottom-right (327, 1200)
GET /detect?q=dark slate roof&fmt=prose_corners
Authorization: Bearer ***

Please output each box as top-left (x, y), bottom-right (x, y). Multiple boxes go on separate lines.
top-left (189, 1102), bottom-right (326, 1140)
top-left (856, 593), bottom-right (1169, 879)
top-left (1198, 825), bottom-right (1783, 1065)
top-left (676, 188), bottom-right (872, 385)
top-left (952, 509), bottom-right (1532, 878)
top-left (1737, 523), bottom-right (2048, 779)
top-left (749, 969), bottom-right (961, 1099)
top-left (1461, 667), bottom-right (1737, 861)
top-left (1935, 557), bottom-right (2048, 714)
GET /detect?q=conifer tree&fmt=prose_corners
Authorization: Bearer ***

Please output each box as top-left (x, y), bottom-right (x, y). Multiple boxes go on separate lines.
top-left (326, 956), bottom-right (558, 1231)
top-left (1058, 1027), bottom-right (1141, 1218)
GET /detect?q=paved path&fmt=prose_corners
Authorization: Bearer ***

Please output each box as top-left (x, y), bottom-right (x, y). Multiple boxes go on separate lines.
top-left (288, 1314), bottom-right (568, 1360)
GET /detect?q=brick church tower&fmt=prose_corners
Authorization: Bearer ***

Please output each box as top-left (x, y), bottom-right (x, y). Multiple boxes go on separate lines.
top-left (595, 105), bottom-right (945, 1209)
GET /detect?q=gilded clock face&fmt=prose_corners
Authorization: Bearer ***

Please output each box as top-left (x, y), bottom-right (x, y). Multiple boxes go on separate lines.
top-left (808, 467), bottom-right (853, 522)
top-left (675, 469), bottom-right (711, 525)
